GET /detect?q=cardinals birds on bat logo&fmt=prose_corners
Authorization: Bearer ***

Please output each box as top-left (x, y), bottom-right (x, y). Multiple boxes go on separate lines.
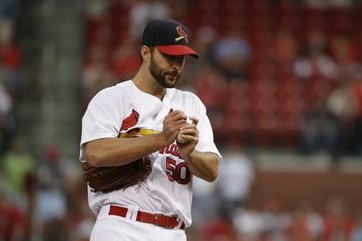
top-left (175, 26), bottom-right (188, 43)
top-left (120, 109), bottom-right (139, 131)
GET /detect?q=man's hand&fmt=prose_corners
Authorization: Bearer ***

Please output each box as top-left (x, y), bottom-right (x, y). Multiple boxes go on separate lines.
top-left (161, 110), bottom-right (187, 146)
top-left (176, 117), bottom-right (199, 159)
top-left (174, 116), bottom-right (219, 182)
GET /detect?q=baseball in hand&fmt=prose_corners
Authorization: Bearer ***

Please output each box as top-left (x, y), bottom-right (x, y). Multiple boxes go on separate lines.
top-left (176, 117), bottom-right (193, 144)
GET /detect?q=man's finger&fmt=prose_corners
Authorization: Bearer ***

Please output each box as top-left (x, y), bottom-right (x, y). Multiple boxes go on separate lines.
top-left (189, 116), bottom-right (199, 125)
top-left (180, 123), bottom-right (197, 131)
top-left (180, 128), bottom-right (198, 136)
top-left (179, 134), bottom-right (198, 143)
top-left (167, 110), bottom-right (187, 121)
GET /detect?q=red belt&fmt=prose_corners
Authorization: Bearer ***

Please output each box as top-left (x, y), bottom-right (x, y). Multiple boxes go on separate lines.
top-left (109, 205), bottom-right (185, 229)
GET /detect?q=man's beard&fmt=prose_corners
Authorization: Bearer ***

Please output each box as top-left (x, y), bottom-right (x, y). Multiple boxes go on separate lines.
top-left (149, 55), bottom-right (181, 88)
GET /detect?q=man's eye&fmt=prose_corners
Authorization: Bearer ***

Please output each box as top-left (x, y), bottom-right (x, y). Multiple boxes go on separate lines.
top-left (173, 56), bottom-right (184, 62)
top-left (162, 53), bottom-right (184, 63)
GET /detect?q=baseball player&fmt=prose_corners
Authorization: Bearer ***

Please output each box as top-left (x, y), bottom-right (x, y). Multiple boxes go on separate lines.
top-left (80, 19), bottom-right (222, 241)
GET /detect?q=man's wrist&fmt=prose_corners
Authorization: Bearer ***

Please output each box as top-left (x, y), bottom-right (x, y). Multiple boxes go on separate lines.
top-left (181, 150), bottom-right (194, 162)
top-left (154, 133), bottom-right (169, 148)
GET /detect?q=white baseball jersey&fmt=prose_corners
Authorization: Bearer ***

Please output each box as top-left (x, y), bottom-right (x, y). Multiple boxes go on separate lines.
top-left (80, 80), bottom-right (221, 227)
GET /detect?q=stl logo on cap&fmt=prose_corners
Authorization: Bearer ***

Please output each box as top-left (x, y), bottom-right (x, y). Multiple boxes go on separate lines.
top-left (175, 25), bottom-right (188, 43)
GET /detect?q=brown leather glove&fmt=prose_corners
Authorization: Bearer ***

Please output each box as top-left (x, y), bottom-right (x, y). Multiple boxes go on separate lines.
top-left (81, 129), bottom-right (153, 193)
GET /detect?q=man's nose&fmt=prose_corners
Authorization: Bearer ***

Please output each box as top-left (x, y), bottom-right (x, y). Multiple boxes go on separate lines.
top-left (171, 64), bottom-right (181, 71)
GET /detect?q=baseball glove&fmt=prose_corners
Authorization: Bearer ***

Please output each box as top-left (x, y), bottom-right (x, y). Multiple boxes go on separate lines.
top-left (81, 129), bottom-right (153, 193)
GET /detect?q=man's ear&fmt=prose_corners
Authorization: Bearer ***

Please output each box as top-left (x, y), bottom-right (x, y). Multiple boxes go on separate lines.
top-left (140, 45), bottom-right (152, 62)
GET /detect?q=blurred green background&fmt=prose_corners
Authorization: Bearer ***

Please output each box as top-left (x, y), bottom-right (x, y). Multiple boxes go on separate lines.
top-left (1, 0), bottom-right (362, 240)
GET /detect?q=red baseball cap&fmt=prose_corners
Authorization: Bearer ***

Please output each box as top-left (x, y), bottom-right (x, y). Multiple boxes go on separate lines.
top-left (141, 19), bottom-right (199, 59)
